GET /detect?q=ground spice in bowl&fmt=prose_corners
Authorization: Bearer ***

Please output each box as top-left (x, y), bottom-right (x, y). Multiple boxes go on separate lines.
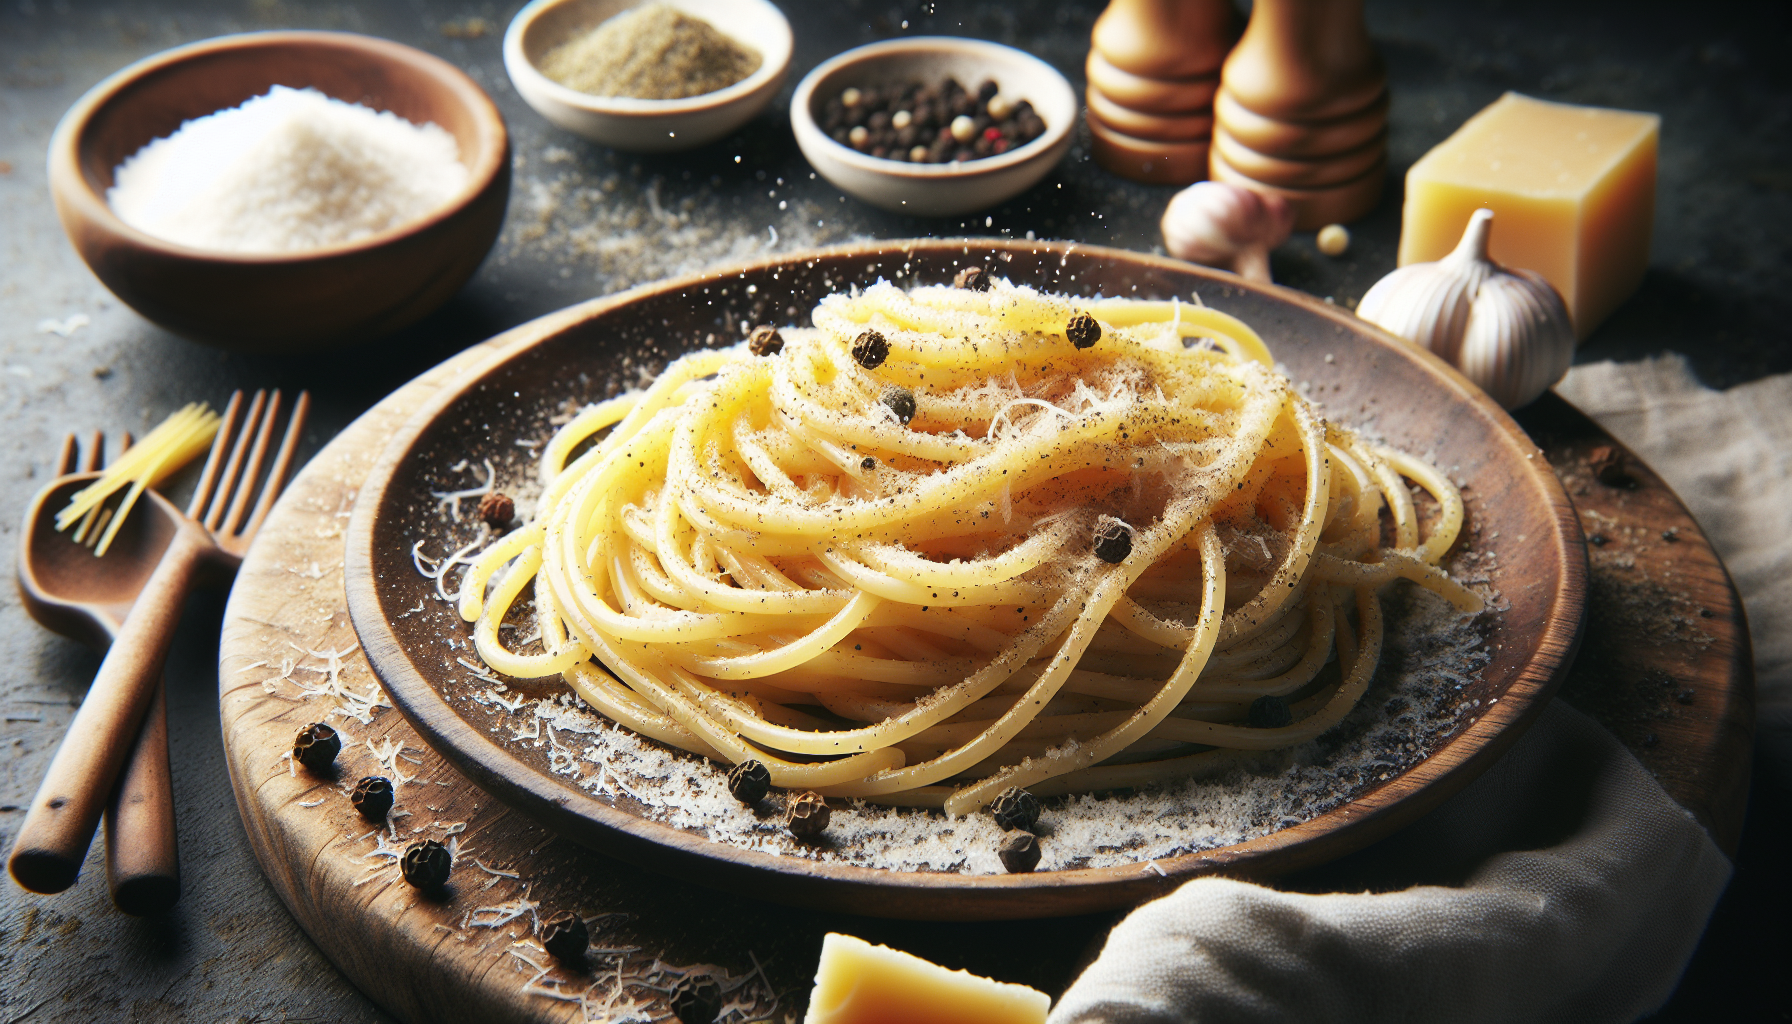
top-left (536, 2), bottom-right (761, 100)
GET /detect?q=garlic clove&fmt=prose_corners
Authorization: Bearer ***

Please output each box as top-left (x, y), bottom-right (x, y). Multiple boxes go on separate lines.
top-left (1161, 181), bottom-right (1295, 283)
top-left (1356, 208), bottom-right (1494, 363)
top-left (1457, 268), bottom-right (1575, 410)
top-left (1356, 208), bottom-right (1575, 409)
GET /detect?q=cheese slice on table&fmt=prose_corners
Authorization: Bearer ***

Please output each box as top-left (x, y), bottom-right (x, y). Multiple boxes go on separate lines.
top-left (802, 933), bottom-right (1050, 1024)
top-left (1398, 92), bottom-right (1660, 339)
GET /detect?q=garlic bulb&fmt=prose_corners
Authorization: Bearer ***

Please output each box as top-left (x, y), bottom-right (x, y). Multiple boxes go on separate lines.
top-left (1357, 209), bottom-right (1574, 409)
top-left (1161, 181), bottom-right (1295, 284)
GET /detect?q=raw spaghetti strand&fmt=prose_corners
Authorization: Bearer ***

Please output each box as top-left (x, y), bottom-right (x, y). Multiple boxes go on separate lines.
top-left (455, 279), bottom-right (1482, 812)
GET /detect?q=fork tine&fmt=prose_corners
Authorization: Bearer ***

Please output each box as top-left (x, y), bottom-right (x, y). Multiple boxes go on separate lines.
top-left (241, 391), bottom-right (309, 540)
top-left (118, 432), bottom-right (133, 458)
top-left (83, 431), bottom-right (105, 473)
top-left (56, 434), bottom-right (78, 476)
top-left (187, 391), bottom-right (244, 520)
top-left (205, 390), bottom-right (266, 532)
top-left (220, 390), bottom-right (282, 537)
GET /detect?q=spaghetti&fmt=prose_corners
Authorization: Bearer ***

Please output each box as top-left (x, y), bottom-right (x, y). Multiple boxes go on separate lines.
top-left (456, 280), bottom-right (1482, 815)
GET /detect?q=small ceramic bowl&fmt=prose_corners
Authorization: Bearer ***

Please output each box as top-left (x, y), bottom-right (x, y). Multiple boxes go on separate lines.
top-left (47, 31), bottom-right (510, 354)
top-left (504, 0), bottom-right (792, 152)
top-left (791, 37), bottom-right (1076, 217)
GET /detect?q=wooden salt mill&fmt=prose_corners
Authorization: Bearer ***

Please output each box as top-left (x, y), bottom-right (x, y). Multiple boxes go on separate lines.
top-left (1086, 0), bottom-right (1241, 185)
top-left (1210, 0), bottom-right (1387, 228)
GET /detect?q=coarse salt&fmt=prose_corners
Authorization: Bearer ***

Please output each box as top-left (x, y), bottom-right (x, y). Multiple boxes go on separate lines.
top-left (108, 85), bottom-right (468, 254)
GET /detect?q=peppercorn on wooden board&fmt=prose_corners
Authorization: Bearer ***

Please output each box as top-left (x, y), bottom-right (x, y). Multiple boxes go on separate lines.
top-left (217, 327), bottom-right (1748, 1024)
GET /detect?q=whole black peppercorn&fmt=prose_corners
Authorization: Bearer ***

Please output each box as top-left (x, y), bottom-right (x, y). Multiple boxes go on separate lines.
top-left (786, 791), bottom-right (831, 841)
top-left (1066, 312), bottom-right (1102, 349)
top-left (747, 325), bottom-right (784, 356)
top-left (1093, 519), bottom-right (1133, 564)
top-left (541, 910), bottom-right (589, 963)
top-left (852, 330), bottom-right (889, 369)
top-left (881, 385), bottom-right (917, 426)
top-left (478, 491), bottom-right (514, 527)
top-left (351, 775), bottom-right (394, 821)
top-left (953, 265), bottom-right (991, 291)
top-left (670, 975), bottom-right (723, 1024)
top-left (860, 456), bottom-right (877, 471)
top-left (726, 759), bottom-right (771, 805)
top-left (999, 830), bottom-right (1041, 873)
top-left (293, 722), bottom-right (340, 772)
top-left (1248, 695), bottom-right (1293, 729)
top-left (989, 786), bottom-right (1040, 832)
top-left (401, 839), bottom-right (452, 890)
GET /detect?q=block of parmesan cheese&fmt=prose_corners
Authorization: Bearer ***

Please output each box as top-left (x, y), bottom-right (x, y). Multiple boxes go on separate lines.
top-left (1397, 92), bottom-right (1660, 339)
top-left (802, 933), bottom-right (1050, 1024)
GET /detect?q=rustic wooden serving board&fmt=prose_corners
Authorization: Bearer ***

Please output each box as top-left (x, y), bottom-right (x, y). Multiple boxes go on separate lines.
top-left (217, 324), bottom-right (1751, 1024)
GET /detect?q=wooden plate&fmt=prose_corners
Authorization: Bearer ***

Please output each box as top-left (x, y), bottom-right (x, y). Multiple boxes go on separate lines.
top-left (344, 239), bottom-right (1586, 920)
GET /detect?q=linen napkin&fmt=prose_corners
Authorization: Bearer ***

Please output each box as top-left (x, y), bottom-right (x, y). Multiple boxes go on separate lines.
top-left (1053, 354), bottom-right (1790, 1024)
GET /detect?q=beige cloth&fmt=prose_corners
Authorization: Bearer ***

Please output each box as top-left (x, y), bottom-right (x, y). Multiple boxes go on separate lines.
top-left (1053, 355), bottom-right (1791, 1024)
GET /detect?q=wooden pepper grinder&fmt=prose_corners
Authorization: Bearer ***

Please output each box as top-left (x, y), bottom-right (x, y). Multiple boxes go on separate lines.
top-left (1086, 0), bottom-right (1241, 185)
top-left (1210, 0), bottom-right (1388, 228)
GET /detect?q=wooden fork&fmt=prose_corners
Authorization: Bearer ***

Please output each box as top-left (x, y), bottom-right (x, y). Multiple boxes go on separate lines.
top-left (8, 391), bottom-right (310, 895)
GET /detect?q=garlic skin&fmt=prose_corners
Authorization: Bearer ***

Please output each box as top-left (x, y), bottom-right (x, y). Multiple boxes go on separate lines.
top-left (1357, 209), bottom-right (1574, 409)
top-left (1161, 181), bottom-right (1295, 284)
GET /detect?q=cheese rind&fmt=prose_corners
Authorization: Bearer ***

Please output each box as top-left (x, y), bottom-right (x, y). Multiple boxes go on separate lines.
top-left (802, 933), bottom-right (1050, 1024)
top-left (1398, 92), bottom-right (1659, 339)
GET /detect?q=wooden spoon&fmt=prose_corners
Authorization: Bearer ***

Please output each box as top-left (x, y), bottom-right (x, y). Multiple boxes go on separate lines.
top-left (9, 391), bottom-right (307, 902)
top-left (16, 458), bottom-right (184, 915)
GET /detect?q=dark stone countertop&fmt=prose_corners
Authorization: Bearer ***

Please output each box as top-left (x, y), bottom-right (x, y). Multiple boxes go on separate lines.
top-left (0, 1), bottom-right (1785, 1021)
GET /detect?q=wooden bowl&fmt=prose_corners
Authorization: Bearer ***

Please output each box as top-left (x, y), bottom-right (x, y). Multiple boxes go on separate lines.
top-left (790, 38), bottom-right (1076, 216)
top-left (47, 31), bottom-right (510, 353)
top-left (344, 239), bottom-right (1587, 920)
top-left (503, 0), bottom-right (791, 152)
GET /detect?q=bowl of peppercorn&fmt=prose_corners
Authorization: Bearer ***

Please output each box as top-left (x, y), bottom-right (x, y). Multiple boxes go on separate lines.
top-left (791, 37), bottom-right (1075, 216)
top-left (504, 0), bottom-right (792, 152)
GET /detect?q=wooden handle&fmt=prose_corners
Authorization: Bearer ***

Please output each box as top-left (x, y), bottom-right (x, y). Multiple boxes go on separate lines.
top-left (105, 679), bottom-right (180, 915)
top-left (7, 527), bottom-right (205, 894)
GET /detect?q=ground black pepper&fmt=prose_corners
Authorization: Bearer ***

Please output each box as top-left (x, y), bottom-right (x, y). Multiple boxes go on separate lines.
top-left (989, 786), bottom-right (1040, 832)
top-left (726, 759), bottom-right (771, 804)
top-left (747, 325), bottom-right (784, 356)
top-left (479, 491), bottom-right (514, 528)
top-left (881, 385), bottom-right (917, 426)
top-left (541, 910), bottom-right (589, 962)
top-left (536, 3), bottom-right (761, 100)
top-left (821, 77), bottom-right (1046, 164)
top-left (351, 775), bottom-right (394, 821)
top-left (1066, 312), bottom-right (1102, 349)
top-left (999, 830), bottom-right (1041, 873)
top-left (1248, 695), bottom-right (1293, 729)
top-left (1093, 519), bottom-right (1132, 563)
top-left (786, 791), bottom-right (831, 841)
top-left (852, 330), bottom-right (889, 369)
top-left (293, 722), bottom-right (340, 772)
top-left (401, 839), bottom-right (452, 889)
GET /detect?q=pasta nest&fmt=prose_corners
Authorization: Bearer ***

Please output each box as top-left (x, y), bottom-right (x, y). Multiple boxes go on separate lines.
top-left (458, 280), bottom-right (1481, 815)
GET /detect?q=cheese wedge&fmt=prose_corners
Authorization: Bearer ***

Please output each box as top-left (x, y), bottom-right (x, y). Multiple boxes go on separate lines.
top-left (802, 933), bottom-right (1050, 1024)
top-left (1398, 92), bottom-right (1659, 339)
